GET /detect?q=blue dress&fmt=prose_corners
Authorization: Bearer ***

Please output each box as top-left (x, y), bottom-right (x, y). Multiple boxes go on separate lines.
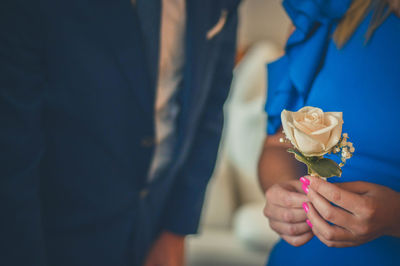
top-left (265, 0), bottom-right (400, 265)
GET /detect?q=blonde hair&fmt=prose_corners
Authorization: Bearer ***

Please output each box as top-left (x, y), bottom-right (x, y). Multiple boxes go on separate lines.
top-left (333, 0), bottom-right (395, 48)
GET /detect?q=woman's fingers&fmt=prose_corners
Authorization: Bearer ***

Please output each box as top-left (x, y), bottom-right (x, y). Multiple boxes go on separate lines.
top-left (280, 231), bottom-right (314, 247)
top-left (264, 181), bottom-right (316, 247)
top-left (307, 188), bottom-right (354, 228)
top-left (269, 220), bottom-right (311, 236)
top-left (282, 179), bottom-right (308, 195)
top-left (266, 183), bottom-right (308, 208)
top-left (307, 175), bottom-right (364, 214)
top-left (305, 201), bottom-right (354, 242)
top-left (309, 232), bottom-right (358, 248)
top-left (264, 204), bottom-right (308, 223)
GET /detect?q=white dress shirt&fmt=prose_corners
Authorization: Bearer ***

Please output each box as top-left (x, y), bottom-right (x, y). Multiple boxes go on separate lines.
top-left (148, 0), bottom-right (186, 180)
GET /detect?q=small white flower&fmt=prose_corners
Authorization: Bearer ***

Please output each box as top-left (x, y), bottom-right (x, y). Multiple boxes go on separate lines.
top-left (348, 142), bottom-right (353, 148)
top-left (342, 148), bottom-right (351, 159)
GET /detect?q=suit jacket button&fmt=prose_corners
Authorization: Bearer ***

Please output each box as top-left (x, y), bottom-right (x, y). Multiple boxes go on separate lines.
top-left (141, 137), bottom-right (154, 147)
top-left (140, 188), bottom-right (149, 199)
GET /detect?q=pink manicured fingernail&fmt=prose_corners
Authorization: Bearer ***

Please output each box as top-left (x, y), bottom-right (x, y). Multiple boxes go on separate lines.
top-left (302, 202), bottom-right (309, 213)
top-left (299, 176), bottom-right (310, 186)
top-left (306, 219), bottom-right (313, 228)
top-left (302, 183), bottom-right (309, 194)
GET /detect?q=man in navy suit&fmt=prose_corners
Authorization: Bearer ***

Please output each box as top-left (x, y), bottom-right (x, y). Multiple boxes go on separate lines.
top-left (0, 0), bottom-right (240, 265)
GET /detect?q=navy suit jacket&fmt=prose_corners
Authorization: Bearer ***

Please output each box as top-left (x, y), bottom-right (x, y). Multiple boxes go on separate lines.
top-left (0, 0), bottom-right (239, 265)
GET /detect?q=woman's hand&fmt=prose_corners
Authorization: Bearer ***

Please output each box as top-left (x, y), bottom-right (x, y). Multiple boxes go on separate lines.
top-left (264, 179), bottom-right (314, 247)
top-left (302, 175), bottom-right (400, 247)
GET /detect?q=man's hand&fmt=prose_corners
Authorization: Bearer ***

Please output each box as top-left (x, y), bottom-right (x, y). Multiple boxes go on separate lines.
top-left (144, 231), bottom-right (185, 266)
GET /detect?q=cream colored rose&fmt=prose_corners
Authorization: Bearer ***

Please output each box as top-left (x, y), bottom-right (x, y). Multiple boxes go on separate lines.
top-left (281, 106), bottom-right (343, 156)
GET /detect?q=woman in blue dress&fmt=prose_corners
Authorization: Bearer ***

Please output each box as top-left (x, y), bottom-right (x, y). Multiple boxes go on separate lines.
top-left (258, 0), bottom-right (400, 265)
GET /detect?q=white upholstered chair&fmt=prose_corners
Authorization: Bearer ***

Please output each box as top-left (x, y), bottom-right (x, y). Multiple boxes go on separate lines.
top-left (185, 41), bottom-right (283, 266)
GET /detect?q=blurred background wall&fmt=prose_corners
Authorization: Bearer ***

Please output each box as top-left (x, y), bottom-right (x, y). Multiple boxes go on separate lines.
top-left (237, 0), bottom-right (290, 49)
top-left (185, 1), bottom-right (290, 266)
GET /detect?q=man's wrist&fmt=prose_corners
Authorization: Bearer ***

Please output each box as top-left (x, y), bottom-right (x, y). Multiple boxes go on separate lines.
top-left (162, 231), bottom-right (186, 242)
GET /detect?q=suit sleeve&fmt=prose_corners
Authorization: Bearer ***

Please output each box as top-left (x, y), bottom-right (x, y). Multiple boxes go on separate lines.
top-left (0, 1), bottom-right (47, 265)
top-left (162, 5), bottom-right (239, 235)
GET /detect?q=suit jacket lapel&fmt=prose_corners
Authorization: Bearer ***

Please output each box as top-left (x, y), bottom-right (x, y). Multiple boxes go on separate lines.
top-left (90, 0), bottom-right (156, 117)
top-left (178, 0), bottom-right (222, 147)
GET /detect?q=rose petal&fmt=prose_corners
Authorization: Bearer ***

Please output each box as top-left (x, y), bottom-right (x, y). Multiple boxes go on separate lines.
top-left (324, 112), bottom-right (343, 150)
top-left (281, 110), bottom-right (299, 149)
top-left (293, 107), bottom-right (325, 133)
top-left (297, 106), bottom-right (323, 114)
top-left (299, 107), bottom-right (324, 124)
top-left (292, 126), bottom-right (325, 156)
top-left (309, 115), bottom-right (339, 145)
top-left (293, 119), bottom-right (325, 134)
top-left (293, 119), bottom-right (312, 135)
top-left (305, 108), bottom-right (324, 124)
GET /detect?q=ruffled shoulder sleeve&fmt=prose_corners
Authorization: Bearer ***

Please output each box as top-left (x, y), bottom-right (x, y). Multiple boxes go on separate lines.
top-left (265, 0), bottom-right (351, 135)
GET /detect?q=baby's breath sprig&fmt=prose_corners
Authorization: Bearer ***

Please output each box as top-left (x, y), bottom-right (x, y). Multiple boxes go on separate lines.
top-left (331, 133), bottom-right (355, 168)
top-left (279, 130), bottom-right (290, 144)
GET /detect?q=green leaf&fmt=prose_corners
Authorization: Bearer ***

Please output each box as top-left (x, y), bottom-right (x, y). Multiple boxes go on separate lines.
top-left (288, 148), bottom-right (310, 166)
top-left (287, 148), bottom-right (301, 156)
top-left (308, 158), bottom-right (342, 178)
top-left (287, 148), bottom-right (342, 178)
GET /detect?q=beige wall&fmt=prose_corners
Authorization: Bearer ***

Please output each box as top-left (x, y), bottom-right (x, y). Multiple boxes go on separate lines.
top-left (237, 0), bottom-right (291, 50)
